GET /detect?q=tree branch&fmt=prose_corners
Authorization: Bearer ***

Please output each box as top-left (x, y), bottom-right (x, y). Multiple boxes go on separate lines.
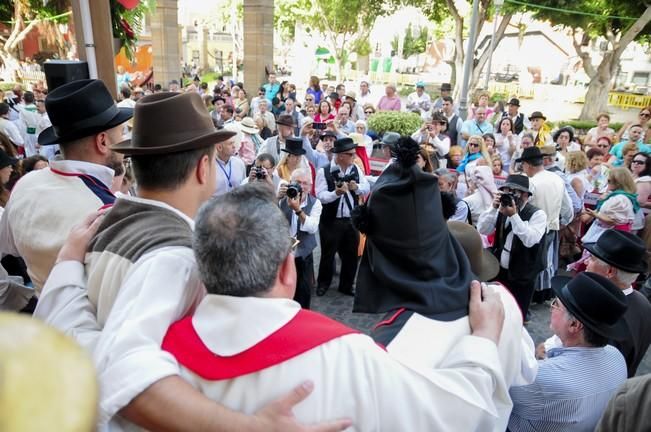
top-left (471, 12), bottom-right (513, 84)
top-left (572, 28), bottom-right (596, 79)
top-left (8, 18), bottom-right (40, 52)
top-left (614, 5), bottom-right (651, 60)
top-left (445, 0), bottom-right (462, 23)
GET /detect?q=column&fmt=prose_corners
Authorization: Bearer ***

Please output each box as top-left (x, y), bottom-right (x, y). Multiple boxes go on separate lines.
top-left (150, 0), bottom-right (181, 88)
top-left (243, 0), bottom-right (274, 98)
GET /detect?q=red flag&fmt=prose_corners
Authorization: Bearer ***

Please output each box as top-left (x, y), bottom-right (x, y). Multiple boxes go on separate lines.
top-left (117, 0), bottom-right (140, 10)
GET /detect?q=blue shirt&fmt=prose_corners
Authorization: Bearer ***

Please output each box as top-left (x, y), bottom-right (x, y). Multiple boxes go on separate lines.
top-left (508, 345), bottom-right (626, 432)
top-left (460, 119), bottom-right (494, 147)
top-left (264, 82), bottom-right (281, 102)
top-left (609, 140), bottom-right (651, 166)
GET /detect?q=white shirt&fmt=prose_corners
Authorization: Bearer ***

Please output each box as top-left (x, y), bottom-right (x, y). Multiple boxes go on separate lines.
top-left (406, 91), bottom-right (431, 117)
top-left (215, 156), bottom-right (246, 195)
top-left (316, 162), bottom-right (370, 218)
top-left (477, 205), bottom-right (548, 269)
top-left (34, 196), bottom-right (205, 429)
top-left (411, 130), bottom-right (450, 156)
top-left (168, 294), bottom-right (508, 432)
top-left (0, 117), bottom-right (24, 146)
top-left (289, 197), bottom-right (322, 237)
top-left (529, 169), bottom-right (566, 231)
top-left (117, 98), bottom-right (136, 109)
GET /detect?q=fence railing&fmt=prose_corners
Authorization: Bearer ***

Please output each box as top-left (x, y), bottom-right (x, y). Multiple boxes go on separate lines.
top-left (608, 92), bottom-right (651, 110)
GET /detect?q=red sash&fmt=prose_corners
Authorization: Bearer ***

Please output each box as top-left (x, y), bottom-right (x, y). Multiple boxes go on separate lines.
top-left (162, 309), bottom-right (359, 380)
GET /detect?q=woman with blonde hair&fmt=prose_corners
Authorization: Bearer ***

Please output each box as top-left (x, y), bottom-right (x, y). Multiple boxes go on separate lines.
top-left (456, 135), bottom-right (491, 175)
top-left (565, 151), bottom-right (591, 203)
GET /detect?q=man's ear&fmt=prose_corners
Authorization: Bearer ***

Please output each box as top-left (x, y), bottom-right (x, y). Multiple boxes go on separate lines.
top-left (94, 131), bottom-right (109, 156)
top-left (277, 252), bottom-right (297, 296)
top-left (196, 153), bottom-right (212, 185)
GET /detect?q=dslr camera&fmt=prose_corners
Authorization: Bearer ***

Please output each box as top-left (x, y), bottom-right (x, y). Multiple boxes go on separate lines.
top-left (251, 166), bottom-right (267, 180)
top-left (332, 169), bottom-right (359, 188)
top-left (499, 192), bottom-right (515, 207)
top-left (286, 182), bottom-right (303, 199)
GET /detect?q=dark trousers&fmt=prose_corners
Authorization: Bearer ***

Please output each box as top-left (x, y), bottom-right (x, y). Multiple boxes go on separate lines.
top-left (317, 219), bottom-right (359, 293)
top-left (496, 267), bottom-right (536, 319)
top-left (293, 254), bottom-right (314, 309)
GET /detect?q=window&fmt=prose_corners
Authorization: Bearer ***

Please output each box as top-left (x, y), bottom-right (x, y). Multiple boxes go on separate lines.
top-left (632, 72), bottom-right (650, 86)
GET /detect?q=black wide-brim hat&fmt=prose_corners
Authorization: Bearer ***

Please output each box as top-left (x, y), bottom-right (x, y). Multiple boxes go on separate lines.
top-left (552, 272), bottom-right (629, 340)
top-left (332, 137), bottom-right (357, 153)
top-left (39, 79), bottom-right (133, 146)
top-left (281, 137), bottom-right (306, 155)
top-left (0, 149), bottom-right (17, 169)
top-left (529, 111), bottom-right (547, 121)
top-left (583, 229), bottom-right (648, 274)
top-left (353, 137), bottom-right (475, 320)
top-left (515, 146), bottom-right (543, 163)
top-left (112, 92), bottom-right (235, 156)
top-left (276, 114), bottom-right (296, 128)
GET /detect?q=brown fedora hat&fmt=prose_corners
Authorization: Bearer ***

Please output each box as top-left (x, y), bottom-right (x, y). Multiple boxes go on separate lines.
top-left (447, 220), bottom-right (500, 281)
top-left (112, 92), bottom-right (235, 155)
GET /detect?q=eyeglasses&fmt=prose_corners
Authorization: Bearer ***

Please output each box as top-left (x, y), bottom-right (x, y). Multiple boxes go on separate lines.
top-left (632, 159), bottom-right (646, 165)
top-left (640, 112), bottom-right (650, 117)
top-left (469, 142), bottom-right (480, 147)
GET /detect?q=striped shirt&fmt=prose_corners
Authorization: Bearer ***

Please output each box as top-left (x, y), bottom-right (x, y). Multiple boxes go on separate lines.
top-left (508, 345), bottom-right (626, 432)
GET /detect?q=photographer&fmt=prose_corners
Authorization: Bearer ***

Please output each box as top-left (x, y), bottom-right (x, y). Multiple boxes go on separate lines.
top-left (242, 153), bottom-right (280, 191)
top-left (477, 174), bottom-right (547, 318)
top-left (279, 168), bottom-right (322, 309)
top-left (315, 137), bottom-right (370, 296)
top-left (412, 112), bottom-right (450, 160)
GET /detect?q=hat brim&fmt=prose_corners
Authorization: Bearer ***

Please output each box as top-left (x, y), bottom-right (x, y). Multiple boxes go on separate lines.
top-left (528, 115), bottom-right (546, 121)
top-left (111, 129), bottom-right (236, 156)
top-left (476, 250), bottom-right (500, 281)
top-left (276, 121), bottom-right (297, 128)
top-left (240, 125), bottom-right (259, 135)
top-left (332, 143), bottom-right (358, 153)
top-left (583, 243), bottom-right (648, 274)
top-left (38, 107), bottom-right (134, 146)
top-left (552, 278), bottom-right (630, 340)
top-left (515, 155), bottom-right (543, 163)
top-left (500, 182), bottom-right (530, 194)
top-left (508, 102), bottom-right (520, 107)
top-left (281, 148), bottom-right (306, 155)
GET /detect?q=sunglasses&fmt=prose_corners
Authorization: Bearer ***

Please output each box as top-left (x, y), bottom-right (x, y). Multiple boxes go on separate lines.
top-left (640, 112), bottom-right (651, 117)
top-left (632, 159), bottom-right (646, 165)
top-left (469, 142), bottom-right (480, 147)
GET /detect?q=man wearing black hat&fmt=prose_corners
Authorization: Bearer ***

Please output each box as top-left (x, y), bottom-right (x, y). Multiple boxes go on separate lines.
top-left (501, 98), bottom-right (529, 135)
top-left (516, 146), bottom-right (567, 303)
top-left (315, 137), bottom-right (369, 296)
top-left (508, 273), bottom-right (628, 431)
top-left (477, 174), bottom-right (547, 317)
top-left (585, 229), bottom-right (651, 377)
top-left (431, 82), bottom-right (452, 112)
top-left (0, 79), bottom-right (132, 294)
top-left (258, 114), bottom-right (318, 167)
top-left (527, 110), bottom-right (552, 147)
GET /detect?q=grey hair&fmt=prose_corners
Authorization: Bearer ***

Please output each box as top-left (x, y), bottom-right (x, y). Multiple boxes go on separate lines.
top-left (592, 256), bottom-right (639, 286)
top-left (521, 133), bottom-right (535, 143)
top-left (193, 183), bottom-right (291, 297)
top-left (290, 167), bottom-right (312, 183)
top-left (435, 168), bottom-right (458, 184)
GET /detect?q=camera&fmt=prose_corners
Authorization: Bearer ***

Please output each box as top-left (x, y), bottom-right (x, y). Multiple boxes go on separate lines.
top-left (313, 122), bottom-right (327, 130)
top-left (286, 182), bottom-right (303, 199)
top-left (252, 166), bottom-right (267, 180)
top-left (500, 193), bottom-right (514, 207)
top-left (332, 169), bottom-right (359, 188)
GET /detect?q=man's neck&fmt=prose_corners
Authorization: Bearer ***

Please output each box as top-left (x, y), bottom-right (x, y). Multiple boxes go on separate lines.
top-left (138, 187), bottom-right (200, 220)
top-left (217, 154), bottom-right (231, 164)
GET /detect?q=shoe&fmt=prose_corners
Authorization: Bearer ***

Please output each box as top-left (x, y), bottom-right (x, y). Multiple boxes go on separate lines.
top-left (316, 286), bottom-right (328, 296)
top-left (338, 289), bottom-right (355, 297)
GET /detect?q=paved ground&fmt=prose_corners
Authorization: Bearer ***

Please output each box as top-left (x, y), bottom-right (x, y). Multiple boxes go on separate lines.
top-left (311, 258), bottom-right (651, 376)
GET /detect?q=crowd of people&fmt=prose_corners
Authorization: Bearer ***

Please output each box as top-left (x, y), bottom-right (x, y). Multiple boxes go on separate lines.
top-left (0, 70), bottom-right (650, 432)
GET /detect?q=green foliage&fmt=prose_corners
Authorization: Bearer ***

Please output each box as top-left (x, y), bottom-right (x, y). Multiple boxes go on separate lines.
top-left (367, 111), bottom-right (423, 136)
top-left (552, 120), bottom-right (624, 132)
top-left (0, 82), bottom-right (17, 91)
top-left (351, 38), bottom-right (372, 56)
top-left (0, 0), bottom-right (69, 24)
top-left (110, 0), bottom-right (155, 61)
top-left (516, 0), bottom-right (650, 40)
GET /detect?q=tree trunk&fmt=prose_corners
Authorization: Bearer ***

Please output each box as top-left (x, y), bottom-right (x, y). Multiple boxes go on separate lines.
top-left (452, 17), bottom-right (464, 100)
top-left (0, 51), bottom-right (20, 82)
top-left (357, 54), bottom-right (370, 73)
top-left (468, 13), bottom-right (513, 93)
top-left (580, 76), bottom-right (611, 120)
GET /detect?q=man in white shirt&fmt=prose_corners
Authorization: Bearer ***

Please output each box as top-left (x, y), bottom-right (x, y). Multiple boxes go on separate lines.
top-left (160, 181), bottom-right (509, 431)
top-left (215, 135), bottom-right (246, 195)
top-left (477, 174), bottom-right (547, 318)
top-left (0, 79), bottom-right (131, 293)
top-left (406, 81), bottom-right (431, 119)
top-left (516, 147), bottom-right (567, 304)
top-left (357, 80), bottom-right (373, 107)
top-left (335, 104), bottom-right (355, 135)
top-left (316, 137), bottom-right (370, 296)
top-left (0, 102), bottom-right (24, 148)
top-left (35, 92), bottom-right (343, 432)
top-left (280, 168), bottom-right (322, 308)
top-left (249, 86), bottom-right (266, 116)
top-left (256, 99), bottom-right (276, 133)
top-left (17, 90), bottom-right (40, 156)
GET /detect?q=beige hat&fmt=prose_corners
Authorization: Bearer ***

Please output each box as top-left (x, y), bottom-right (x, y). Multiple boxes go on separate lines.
top-left (0, 313), bottom-right (98, 432)
top-left (239, 117), bottom-right (259, 135)
top-left (540, 145), bottom-right (557, 157)
top-left (345, 91), bottom-right (357, 101)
